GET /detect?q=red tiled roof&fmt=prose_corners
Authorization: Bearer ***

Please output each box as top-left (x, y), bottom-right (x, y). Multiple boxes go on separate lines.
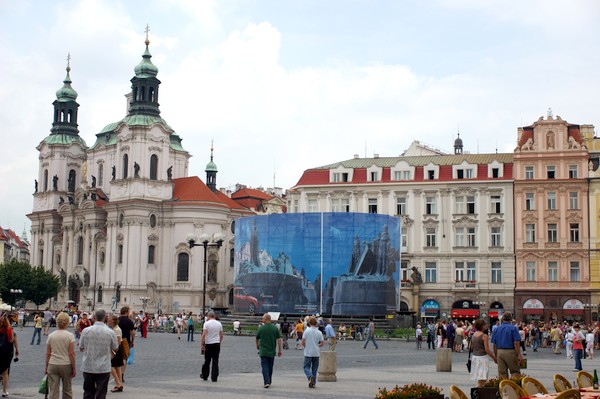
top-left (172, 177), bottom-right (253, 213)
top-left (231, 187), bottom-right (273, 201)
top-left (5, 229), bottom-right (24, 248)
top-left (0, 229), bottom-right (7, 241)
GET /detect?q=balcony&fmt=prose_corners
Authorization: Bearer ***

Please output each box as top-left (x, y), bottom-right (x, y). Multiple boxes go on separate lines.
top-left (453, 281), bottom-right (479, 290)
top-left (401, 281), bottom-right (413, 288)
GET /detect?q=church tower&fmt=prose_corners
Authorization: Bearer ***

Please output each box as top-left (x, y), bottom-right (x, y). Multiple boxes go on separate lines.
top-left (29, 56), bottom-right (88, 268)
top-left (205, 142), bottom-right (218, 192)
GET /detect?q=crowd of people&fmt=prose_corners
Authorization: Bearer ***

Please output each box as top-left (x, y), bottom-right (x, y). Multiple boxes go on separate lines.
top-left (421, 313), bottom-right (600, 387)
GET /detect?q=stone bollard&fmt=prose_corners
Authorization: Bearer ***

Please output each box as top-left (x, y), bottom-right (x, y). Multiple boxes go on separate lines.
top-left (436, 348), bottom-right (452, 372)
top-left (318, 351), bottom-right (337, 382)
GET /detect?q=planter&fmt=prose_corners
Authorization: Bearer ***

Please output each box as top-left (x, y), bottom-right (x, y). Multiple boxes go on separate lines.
top-left (471, 387), bottom-right (500, 399)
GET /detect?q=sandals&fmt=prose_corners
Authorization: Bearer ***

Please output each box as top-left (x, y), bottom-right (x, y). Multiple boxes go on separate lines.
top-left (111, 386), bottom-right (123, 393)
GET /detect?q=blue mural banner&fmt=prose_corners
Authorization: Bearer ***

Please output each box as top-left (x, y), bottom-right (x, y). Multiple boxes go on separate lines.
top-left (234, 213), bottom-right (401, 316)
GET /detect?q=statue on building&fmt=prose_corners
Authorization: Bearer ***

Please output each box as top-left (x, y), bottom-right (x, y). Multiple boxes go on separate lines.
top-left (53, 175), bottom-right (59, 191)
top-left (167, 166), bottom-right (173, 181)
top-left (208, 257), bottom-right (218, 283)
top-left (83, 268), bottom-right (90, 287)
top-left (34, 179), bottom-right (38, 193)
top-left (134, 162), bottom-right (140, 178)
top-left (568, 136), bottom-right (581, 149)
top-left (111, 166), bottom-right (116, 181)
top-left (521, 138), bottom-right (534, 151)
top-left (410, 266), bottom-right (423, 284)
top-left (546, 133), bottom-right (555, 149)
top-left (91, 175), bottom-right (96, 188)
top-left (59, 269), bottom-right (67, 286)
top-left (59, 196), bottom-right (65, 204)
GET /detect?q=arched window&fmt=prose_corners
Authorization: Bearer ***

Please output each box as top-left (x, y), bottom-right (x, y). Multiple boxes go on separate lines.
top-left (97, 285), bottom-right (103, 303)
top-left (117, 244), bottom-right (123, 264)
top-left (228, 289), bottom-right (234, 305)
top-left (122, 154), bottom-right (129, 179)
top-left (77, 236), bottom-right (84, 265)
top-left (149, 87), bottom-right (155, 102)
top-left (141, 86), bottom-right (146, 100)
top-left (133, 87), bottom-right (138, 101)
top-left (119, 213), bottom-right (124, 228)
top-left (67, 110), bottom-right (73, 123)
top-left (115, 285), bottom-right (121, 303)
top-left (148, 245), bottom-right (155, 264)
top-left (43, 169), bottom-right (49, 191)
top-left (230, 248), bottom-right (235, 268)
top-left (177, 253), bottom-right (189, 281)
top-left (98, 164), bottom-right (104, 186)
top-left (68, 169), bottom-right (76, 192)
top-left (54, 109), bottom-right (59, 123)
top-left (150, 154), bottom-right (158, 180)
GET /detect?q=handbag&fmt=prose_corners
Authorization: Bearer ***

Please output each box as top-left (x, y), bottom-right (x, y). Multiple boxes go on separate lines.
top-left (39, 374), bottom-right (48, 394)
top-left (466, 342), bottom-right (473, 373)
top-left (121, 338), bottom-right (130, 360)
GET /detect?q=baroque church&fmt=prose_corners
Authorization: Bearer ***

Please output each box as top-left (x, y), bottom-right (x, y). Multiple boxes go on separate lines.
top-left (27, 35), bottom-right (254, 314)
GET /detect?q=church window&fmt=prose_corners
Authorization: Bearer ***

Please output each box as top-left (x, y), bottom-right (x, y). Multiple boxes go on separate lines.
top-left (117, 244), bottom-right (123, 264)
top-left (148, 245), bottom-right (155, 264)
top-left (99, 251), bottom-right (105, 265)
top-left (67, 109), bottom-right (73, 123)
top-left (141, 86), bottom-right (146, 100)
top-left (230, 248), bottom-right (234, 268)
top-left (177, 253), bottom-right (189, 281)
top-left (68, 169), bottom-right (76, 192)
top-left (43, 169), bottom-right (49, 191)
top-left (119, 214), bottom-right (124, 228)
top-left (149, 87), bottom-right (155, 102)
top-left (98, 164), bottom-right (104, 186)
top-left (150, 154), bottom-right (158, 180)
top-left (122, 154), bottom-right (129, 179)
top-left (133, 87), bottom-right (138, 101)
top-left (77, 236), bottom-right (84, 265)
top-left (97, 286), bottom-right (103, 303)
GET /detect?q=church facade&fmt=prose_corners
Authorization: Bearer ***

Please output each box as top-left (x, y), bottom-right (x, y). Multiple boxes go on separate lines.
top-left (28, 37), bottom-right (253, 314)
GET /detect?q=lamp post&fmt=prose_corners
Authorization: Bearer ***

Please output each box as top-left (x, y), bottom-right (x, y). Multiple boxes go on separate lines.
top-left (187, 233), bottom-right (225, 317)
top-left (10, 289), bottom-right (22, 311)
top-left (140, 296), bottom-right (150, 313)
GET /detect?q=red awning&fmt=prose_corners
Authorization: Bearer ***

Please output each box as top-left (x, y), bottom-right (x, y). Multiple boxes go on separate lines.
top-left (563, 309), bottom-right (584, 315)
top-left (522, 308), bottom-right (544, 315)
top-left (488, 310), bottom-right (501, 318)
top-left (424, 309), bottom-right (439, 314)
top-left (451, 309), bottom-right (480, 318)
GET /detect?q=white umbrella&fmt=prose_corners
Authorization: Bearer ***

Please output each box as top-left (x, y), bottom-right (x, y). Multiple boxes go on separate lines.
top-left (0, 303), bottom-right (13, 311)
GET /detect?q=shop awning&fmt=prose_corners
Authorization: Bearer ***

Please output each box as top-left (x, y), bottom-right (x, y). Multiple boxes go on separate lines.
top-left (424, 308), bottom-right (440, 314)
top-left (522, 308), bottom-right (544, 315)
top-left (488, 310), bottom-right (501, 318)
top-left (563, 309), bottom-right (584, 315)
top-left (451, 309), bottom-right (479, 318)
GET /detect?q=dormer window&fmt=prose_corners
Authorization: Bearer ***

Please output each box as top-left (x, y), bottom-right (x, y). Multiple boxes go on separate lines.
top-left (370, 171), bottom-right (378, 181)
top-left (428, 170), bottom-right (435, 180)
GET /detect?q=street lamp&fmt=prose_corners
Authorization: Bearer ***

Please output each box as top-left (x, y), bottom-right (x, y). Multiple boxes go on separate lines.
top-left (10, 289), bottom-right (22, 311)
top-left (140, 296), bottom-right (150, 312)
top-left (187, 232), bottom-right (225, 316)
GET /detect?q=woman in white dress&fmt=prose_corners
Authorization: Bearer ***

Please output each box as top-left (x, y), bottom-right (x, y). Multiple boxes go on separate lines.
top-left (469, 319), bottom-right (496, 387)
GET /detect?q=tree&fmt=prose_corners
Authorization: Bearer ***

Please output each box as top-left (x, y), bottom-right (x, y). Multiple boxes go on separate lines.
top-left (0, 259), bottom-right (32, 307)
top-left (28, 266), bottom-right (61, 307)
top-left (0, 260), bottom-right (61, 308)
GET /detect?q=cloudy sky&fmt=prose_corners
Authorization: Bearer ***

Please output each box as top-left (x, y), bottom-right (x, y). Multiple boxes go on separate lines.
top-left (1, 0), bottom-right (599, 236)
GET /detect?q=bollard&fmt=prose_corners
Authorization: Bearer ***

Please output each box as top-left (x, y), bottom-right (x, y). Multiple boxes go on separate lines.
top-left (318, 351), bottom-right (337, 382)
top-left (436, 347), bottom-right (452, 372)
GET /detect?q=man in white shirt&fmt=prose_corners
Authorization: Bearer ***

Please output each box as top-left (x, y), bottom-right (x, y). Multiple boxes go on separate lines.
top-left (233, 320), bottom-right (241, 335)
top-left (200, 311), bottom-right (223, 382)
top-left (302, 317), bottom-right (324, 388)
top-left (79, 309), bottom-right (118, 399)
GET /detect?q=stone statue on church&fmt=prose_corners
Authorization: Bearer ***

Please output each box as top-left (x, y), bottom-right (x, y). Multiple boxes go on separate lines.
top-left (167, 166), bottom-right (172, 181)
top-left (83, 268), bottom-right (90, 287)
top-left (60, 269), bottom-right (67, 286)
top-left (111, 166), bottom-right (116, 181)
top-left (134, 162), bottom-right (140, 178)
top-left (59, 196), bottom-right (65, 204)
top-left (34, 179), bottom-right (38, 193)
top-left (53, 175), bottom-right (58, 191)
top-left (91, 175), bottom-right (96, 188)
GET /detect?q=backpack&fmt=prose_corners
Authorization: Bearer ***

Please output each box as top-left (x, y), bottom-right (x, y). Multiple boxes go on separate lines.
top-left (281, 322), bottom-right (290, 334)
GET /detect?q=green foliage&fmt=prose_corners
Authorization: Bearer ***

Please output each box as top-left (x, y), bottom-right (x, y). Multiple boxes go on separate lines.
top-left (28, 266), bottom-right (61, 306)
top-left (0, 259), bottom-right (60, 307)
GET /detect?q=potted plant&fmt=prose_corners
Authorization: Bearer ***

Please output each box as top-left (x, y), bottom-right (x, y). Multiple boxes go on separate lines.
top-left (375, 383), bottom-right (443, 399)
top-left (471, 378), bottom-right (501, 399)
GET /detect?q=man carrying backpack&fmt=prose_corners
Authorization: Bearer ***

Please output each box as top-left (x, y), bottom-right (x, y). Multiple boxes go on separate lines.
top-left (280, 317), bottom-right (290, 350)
